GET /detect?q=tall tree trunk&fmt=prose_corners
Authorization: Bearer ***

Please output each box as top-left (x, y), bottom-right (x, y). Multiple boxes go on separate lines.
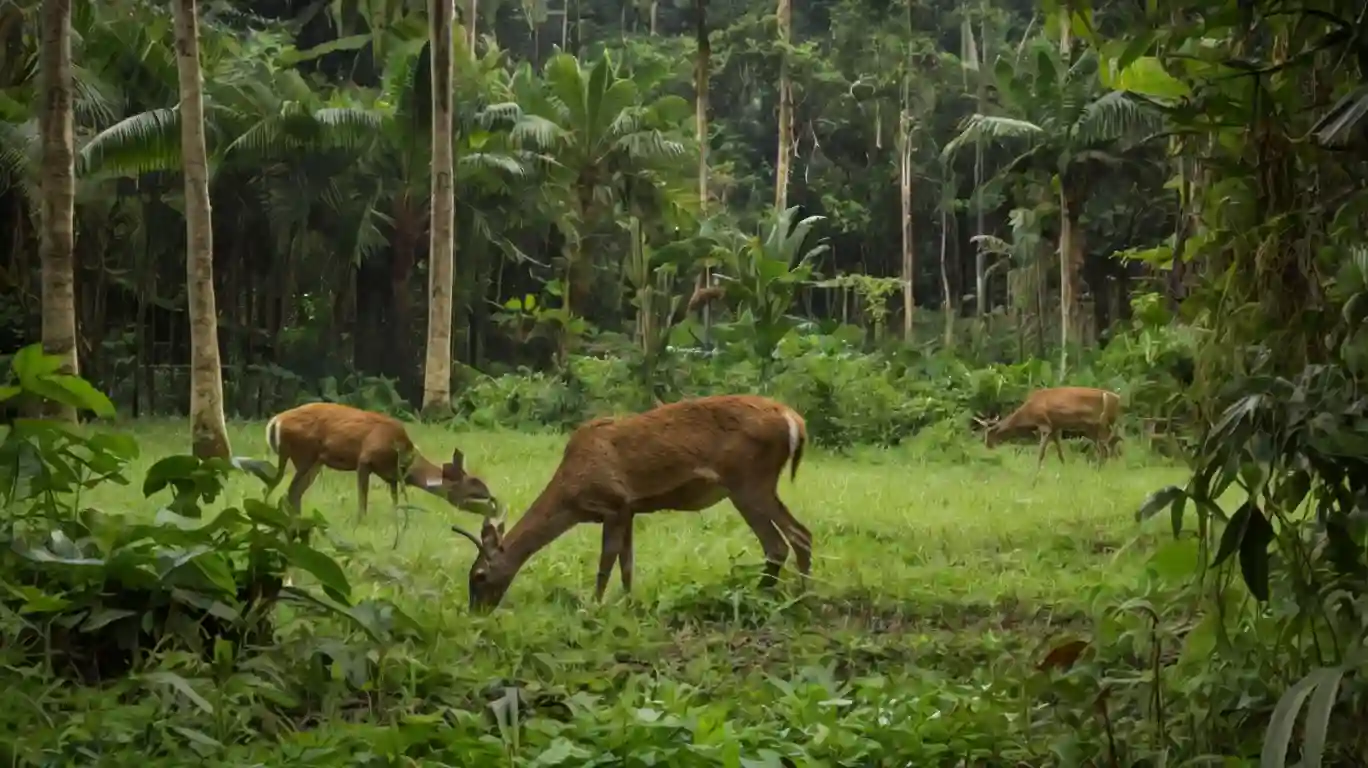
top-left (973, 5), bottom-right (988, 316)
top-left (695, 0), bottom-right (713, 347)
top-left (423, 0), bottom-right (456, 413)
top-left (173, 0), bottom-right (231, 458)
top-left (1058, 184), bottom-right (1079, 372)
top-left (773, 0), bottom-right (792, 212)
top-left (466, 0), bottom-right (477, 54)
top-left (898, 108), bottom-right (914, 342)
top-left (38, 0), bottom-right (77, 422)
top-left (940, 201), bottom-right (954, 348)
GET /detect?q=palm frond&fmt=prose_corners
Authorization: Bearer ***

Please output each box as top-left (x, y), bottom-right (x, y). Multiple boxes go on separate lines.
top-left (1074, 91), bottom-right (1159, 146)
top-left (78, 107), bottom-right (180, 177)
top-left (615, 130), bottom-right (687, 161)
top-left (509, 114), bottom-right (566, 148)
top-left (458, 151), bottom-right (528, 178)
top-left (942, 114), bottom-right (1044, 160)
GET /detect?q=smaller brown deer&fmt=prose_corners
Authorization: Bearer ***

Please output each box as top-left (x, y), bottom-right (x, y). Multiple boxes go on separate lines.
top-left (449, 394), bottom-right (812, 612)
top-left (976, 386), bottom-right (1122, 481)
top-left (265, 402), bottom-right (499, 525)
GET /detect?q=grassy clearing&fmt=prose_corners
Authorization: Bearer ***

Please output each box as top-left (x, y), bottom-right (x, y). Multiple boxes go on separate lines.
top-left (102, 420), bottom-right (1184, 662)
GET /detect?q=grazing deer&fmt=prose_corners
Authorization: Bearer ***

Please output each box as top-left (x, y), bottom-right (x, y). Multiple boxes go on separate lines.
top-left (449, 394), bottom-right (812, 612)
top-left (265, 402), bottom-right (499, 525)
top-left (975, 386), bottom-right (1122, 481)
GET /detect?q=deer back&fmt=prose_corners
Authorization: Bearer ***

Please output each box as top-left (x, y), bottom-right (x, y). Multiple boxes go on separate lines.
top-left (548, 395), bottom-right (803, 504)
top-left (1005, 387), bottom-right (1120, 433)
top-left (271, 402), bottom-right (418, 477)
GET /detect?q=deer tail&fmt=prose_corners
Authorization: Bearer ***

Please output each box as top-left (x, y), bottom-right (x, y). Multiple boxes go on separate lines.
top-left (783, 409), bottom-right (807, 482)
top-left (265, 415), bottom-right (282, 455)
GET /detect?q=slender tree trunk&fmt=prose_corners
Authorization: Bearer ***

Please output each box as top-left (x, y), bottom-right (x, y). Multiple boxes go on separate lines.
top-left (773, 0), bottom-right (792, 212)
top-left (973, 5), bottom-right (988, 316)
top-left (695, 0), bottom-right (713, 347)
top-left (172, 0), bottom-right (231, 458)
top-left (467, 0), bottom-right (477, 54)
top-left (898, 109), bottom-right (914, 342)
top-left (423, 0), bottom-right (456, 413)
top-left (1058, 184), bottom-right (1074, 373)
top-left (940, 202), bottom-right (954, 348)
top-left (38, 0), bottom-right (77, 422)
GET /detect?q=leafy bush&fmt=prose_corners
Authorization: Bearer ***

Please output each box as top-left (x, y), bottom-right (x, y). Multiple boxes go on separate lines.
top-left (449, 322), bottom-right (1197, 451)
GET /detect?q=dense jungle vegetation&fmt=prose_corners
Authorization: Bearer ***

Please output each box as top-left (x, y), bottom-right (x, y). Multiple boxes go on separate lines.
top-left (3, 0), bottom-right (1368, 763)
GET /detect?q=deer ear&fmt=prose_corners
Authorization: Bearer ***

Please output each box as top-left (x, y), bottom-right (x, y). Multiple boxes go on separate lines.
top-left (444, 448), bottom-right (466, 478)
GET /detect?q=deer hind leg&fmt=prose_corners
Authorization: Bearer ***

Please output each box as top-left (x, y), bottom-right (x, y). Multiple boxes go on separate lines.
top-left (731, 491), bottom-right (792, 588)
top-left (286, 460), bottom-right (322, 515)
top-left (768, 498), bottom-right (812, 579)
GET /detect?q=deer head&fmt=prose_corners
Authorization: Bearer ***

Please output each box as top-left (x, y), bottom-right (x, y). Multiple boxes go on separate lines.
top-left (972, 415), bottom-right (1005, 448)
top-left (451, 516), bottom-right (508, 611)
top-left (435, 448), bottom-right (500, 516)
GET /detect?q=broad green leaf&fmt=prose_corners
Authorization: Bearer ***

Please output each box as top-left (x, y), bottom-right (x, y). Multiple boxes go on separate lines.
top-left (1238, 504), bottom-right (1274, 601)
top-left (44, 375), bottom-right (115, 417)
top-left (279, 542), bottom-right (352, 600)
top-left (1261, 669), bottom-right (1331, 768)
top-left (1112, 57), bottom-right (1191, 100)
top-left (142, 670), bottom-right (215, 714)
top-left (1300, 666), bottom-right (1347, 768)
top-left (1135, 484), bottom-right (1185, 524)
top-left (143, 455), bottom-right (203, 497)
top-left (1211, 501), bottom-right (1251, 568)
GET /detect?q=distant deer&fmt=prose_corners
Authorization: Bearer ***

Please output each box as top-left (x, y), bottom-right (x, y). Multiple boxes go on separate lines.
top-left (449, 394), bottom-right (812, 612)
top-left (265, 402), bottom-right (499, 526)
top-left (975, 386), bottom-right (1122, 481)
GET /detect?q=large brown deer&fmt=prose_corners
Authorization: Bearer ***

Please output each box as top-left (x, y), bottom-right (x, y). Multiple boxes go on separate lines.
top-left (265, 402), bottom-right (499, 526)
top-left (448, 394), bottom-right (812, 612)
top-left (975, 386), bottom-right (1122, 481)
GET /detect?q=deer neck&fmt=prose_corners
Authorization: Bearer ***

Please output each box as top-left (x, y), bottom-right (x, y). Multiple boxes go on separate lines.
top-left (489, 488), bottom-right (580, 582)
top-left (402, 455), bottom-right (444, 494)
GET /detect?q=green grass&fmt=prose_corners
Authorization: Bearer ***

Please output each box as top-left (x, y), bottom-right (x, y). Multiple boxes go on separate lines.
top-left (52, 419), bottom-right (1190, 762)
top-left (104, 420), bottom-right (1183, 641)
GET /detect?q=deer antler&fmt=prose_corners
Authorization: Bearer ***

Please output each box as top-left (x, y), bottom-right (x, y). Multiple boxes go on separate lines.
top-left (450, 524), bottom-right (486, 557)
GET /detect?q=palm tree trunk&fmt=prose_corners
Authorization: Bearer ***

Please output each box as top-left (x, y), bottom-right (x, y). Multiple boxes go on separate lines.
top-left (695, 0), bottom-right (713, 347)
top-left (38, 0), bottom-right (77, 423)
top-left (898, 108), bottom-right (914, 342)
top-left (172, 0), bottom-right (231, 458)
top-left (1057, 184), bottom-right (1077, 373)
top-left (773, 0), bottom-right (792, 212)
top-left (423, 0), bottom-right (456, 413)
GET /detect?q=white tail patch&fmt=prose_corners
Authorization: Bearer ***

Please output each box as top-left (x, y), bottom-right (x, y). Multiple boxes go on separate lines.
top-left (783, 410), bottom-right (801, 458)
top-left (265, 415), bottom-right (281, 455)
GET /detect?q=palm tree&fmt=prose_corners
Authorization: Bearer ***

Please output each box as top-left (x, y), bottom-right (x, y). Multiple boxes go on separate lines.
top-left (171, 0), bottom-right (231, 458)
top-left (507, 52), bottom-right (689, 352)
top-left (39, 0), bottom-right (78, 423)
top-left (422, 0), bottom-right (457, 413)
top-left (944, 40), bottom-right (1157, 369)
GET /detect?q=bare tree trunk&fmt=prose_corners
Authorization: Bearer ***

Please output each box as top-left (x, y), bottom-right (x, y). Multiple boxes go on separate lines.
top-left (467, 0), bottom-right (477, 54)
top-left (39, 0), bottom-right (77, 423)
top-left (695, 0), bottom-right (713, 347)
top-left (899, 109), bottom-right (914, 342)
top-left (173, 0), bottom-right (231, 458)
top-left (973, 5), bottom-right (988, 316)
top-left (423, 0), bottom-right (456, 413)
top-left (940, 203), bottom-right (954, 348)
top-left (773, 0), bottom-right (792, 212)
top-left (1058, 185), bottom-right (1075, 373)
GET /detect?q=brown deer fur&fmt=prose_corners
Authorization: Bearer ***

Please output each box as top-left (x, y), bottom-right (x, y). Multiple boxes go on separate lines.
top-left (978, 386), bottom-right (1122, 478)
top-left (265, 402), bottom-right (498, 526)
top-left (451, 394), bottom-right (811, 611)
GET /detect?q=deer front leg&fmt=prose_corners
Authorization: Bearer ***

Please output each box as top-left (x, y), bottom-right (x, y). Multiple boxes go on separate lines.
top-left (618, 515), bottom-right (635, 594)
top-left (594, 519), bottom-right (630, 602)
top-left (1032, 428), bottom-right (1051, 485)
top-left (356, 466), bottom-right (371, 524)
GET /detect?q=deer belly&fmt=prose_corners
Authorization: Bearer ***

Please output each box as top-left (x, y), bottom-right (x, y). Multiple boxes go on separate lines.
top-left (631, 480), bottom-right (728, 514)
